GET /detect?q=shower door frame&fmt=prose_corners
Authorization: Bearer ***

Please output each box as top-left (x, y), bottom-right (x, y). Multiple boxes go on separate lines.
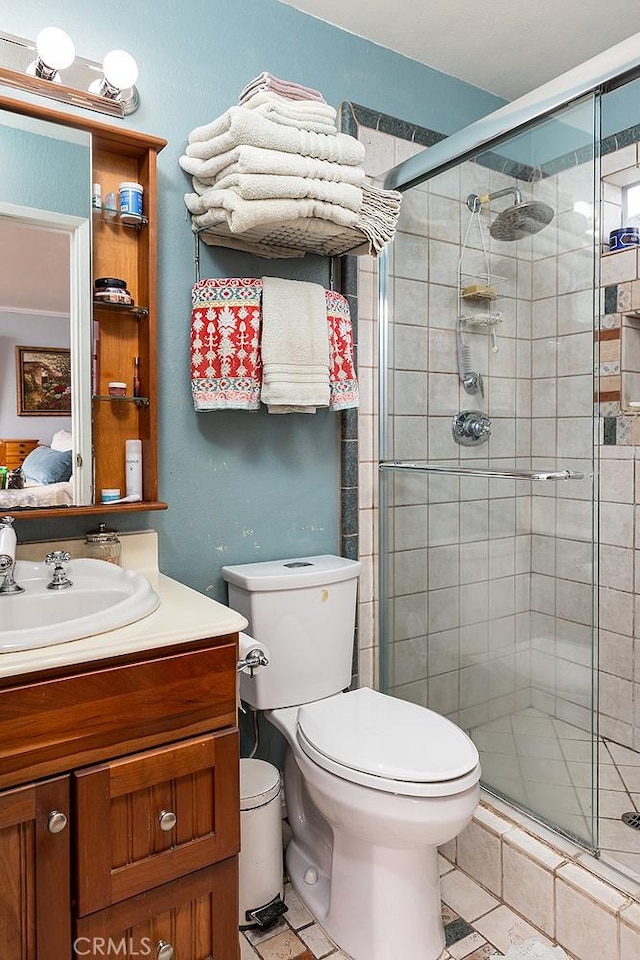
top-left (373, 43), bottom-right (640, 850)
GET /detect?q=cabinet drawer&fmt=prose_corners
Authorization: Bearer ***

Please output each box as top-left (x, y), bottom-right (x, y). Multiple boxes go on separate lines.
top-left (75, 730), bottom-right (239, 916)
top-left (0, 638), bottom-right (237, 790)
top-left (76, 857), bottom-right (239, 960)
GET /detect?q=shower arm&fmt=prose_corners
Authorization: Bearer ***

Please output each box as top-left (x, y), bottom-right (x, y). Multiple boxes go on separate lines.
top-left (466, 186), bottom-right (523, 213)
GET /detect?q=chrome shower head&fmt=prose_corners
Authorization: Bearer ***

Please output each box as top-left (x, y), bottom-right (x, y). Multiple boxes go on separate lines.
top-left (489, 199), bottom-right (554, 240)
top-left (466, 187), bottom-right (555, 241)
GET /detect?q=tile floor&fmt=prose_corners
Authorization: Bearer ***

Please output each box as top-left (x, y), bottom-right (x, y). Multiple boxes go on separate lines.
top-left (241, 854), bottom-right (568, 959)
top-left (470, 707), bottom-right (640, 880)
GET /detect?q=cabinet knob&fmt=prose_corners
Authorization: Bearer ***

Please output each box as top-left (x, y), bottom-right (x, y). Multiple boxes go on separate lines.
top-left (156, 941), bottom-right (175, 960)
top-left (48, 809), bottom-right (68, 834)
top-left (158, 809), bottom-right (177, 831)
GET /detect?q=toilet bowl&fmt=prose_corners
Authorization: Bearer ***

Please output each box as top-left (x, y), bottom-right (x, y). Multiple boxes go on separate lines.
top-left (267, 687), bottom-right (480, 960)
top-left (222, 555), bottom-right (481, 960)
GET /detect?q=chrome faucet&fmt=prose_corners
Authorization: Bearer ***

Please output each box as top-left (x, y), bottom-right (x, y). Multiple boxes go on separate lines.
top-left (0, 516), bottom-right (24, 595)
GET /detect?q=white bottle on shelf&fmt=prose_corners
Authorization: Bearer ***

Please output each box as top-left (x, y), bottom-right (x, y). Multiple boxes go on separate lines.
top-left (125, 439), bottom-right (143, 501)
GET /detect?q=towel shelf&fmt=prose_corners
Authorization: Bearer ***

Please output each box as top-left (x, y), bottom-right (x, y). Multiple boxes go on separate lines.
top-left (192, 218), bottom-right (370, 276)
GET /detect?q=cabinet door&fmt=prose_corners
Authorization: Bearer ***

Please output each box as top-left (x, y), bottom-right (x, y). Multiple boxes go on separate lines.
top-left (76, 857), bottom-right (239, 960)
top-left (0, 777), bottom-right (71, 960)
top-left (75, 730), bottom-right (239, 916)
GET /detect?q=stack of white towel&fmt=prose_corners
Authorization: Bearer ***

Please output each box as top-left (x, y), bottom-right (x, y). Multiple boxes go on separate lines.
top-left (179, 73), bottom-right (402, 257)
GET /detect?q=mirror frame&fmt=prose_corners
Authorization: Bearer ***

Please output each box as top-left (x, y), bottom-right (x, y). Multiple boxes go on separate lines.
top-left (0, 201), bottom-right (92, 507)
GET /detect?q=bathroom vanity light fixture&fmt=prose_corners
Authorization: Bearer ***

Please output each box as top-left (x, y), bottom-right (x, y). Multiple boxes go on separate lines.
top-left (0, 29), bottom-right (140, 117)
top-left (88, 50), bottom-right (139, 114)
top-left (25, 27), bottom-right (75, 83)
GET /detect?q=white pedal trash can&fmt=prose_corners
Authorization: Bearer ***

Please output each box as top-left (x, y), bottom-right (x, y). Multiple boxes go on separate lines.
top-left (239, 758), bottom-right (287, 931)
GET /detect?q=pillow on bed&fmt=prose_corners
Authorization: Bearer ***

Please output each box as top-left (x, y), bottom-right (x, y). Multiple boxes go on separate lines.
top-left (50, 429), bottom-right (73, 452)
top-left (21, 445), bottom-right (73, 485)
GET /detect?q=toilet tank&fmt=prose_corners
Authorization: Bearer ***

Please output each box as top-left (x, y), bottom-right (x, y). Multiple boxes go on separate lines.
top-left (222, 555), bottom-right (361, 709)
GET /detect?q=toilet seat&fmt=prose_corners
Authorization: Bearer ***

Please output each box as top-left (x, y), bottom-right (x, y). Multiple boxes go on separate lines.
top-left (296, 687), bottom-right (481, 798)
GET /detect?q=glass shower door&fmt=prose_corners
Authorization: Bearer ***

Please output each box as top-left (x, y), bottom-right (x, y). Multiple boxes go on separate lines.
top-left (379, 93), bottom-right (599, 847)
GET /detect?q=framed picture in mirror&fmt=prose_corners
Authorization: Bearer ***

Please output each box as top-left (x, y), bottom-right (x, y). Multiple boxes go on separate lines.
top-left (16, 345), bottom-right (72, 416)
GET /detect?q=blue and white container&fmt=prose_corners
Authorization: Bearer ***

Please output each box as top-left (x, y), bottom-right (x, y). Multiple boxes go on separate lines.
top-left (119, 181), bottom-right (143, 224)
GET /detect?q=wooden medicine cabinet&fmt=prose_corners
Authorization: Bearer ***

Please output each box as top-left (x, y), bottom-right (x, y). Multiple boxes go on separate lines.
top-left (0, 93), bottom-right (167, 519)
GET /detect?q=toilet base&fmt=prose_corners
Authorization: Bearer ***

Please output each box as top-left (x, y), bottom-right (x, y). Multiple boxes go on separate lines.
top-left (286, 829), bottom-right (445, 960)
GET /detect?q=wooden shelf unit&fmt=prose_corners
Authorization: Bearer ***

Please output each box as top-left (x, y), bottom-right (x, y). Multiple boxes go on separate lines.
top-left (0, 94), bottom-right (167, 520)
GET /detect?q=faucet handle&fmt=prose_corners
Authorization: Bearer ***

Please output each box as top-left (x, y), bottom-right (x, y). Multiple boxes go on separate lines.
top-left (45, 551), bottom-right (73, 590)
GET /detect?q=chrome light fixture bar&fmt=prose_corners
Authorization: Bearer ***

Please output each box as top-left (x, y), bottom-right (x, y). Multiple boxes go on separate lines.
top-left (0, 30), bottom-right (140, 118)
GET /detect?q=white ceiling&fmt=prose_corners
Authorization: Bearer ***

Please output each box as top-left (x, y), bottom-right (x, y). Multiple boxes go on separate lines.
top-left (0, 220), bottom-right (69, 315)
top-left (277, 0), bottom-right (640, 99)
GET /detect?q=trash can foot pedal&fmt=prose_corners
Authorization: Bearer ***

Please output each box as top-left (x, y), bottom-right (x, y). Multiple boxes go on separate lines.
top-left (244, 894), bottom-right (288, 930)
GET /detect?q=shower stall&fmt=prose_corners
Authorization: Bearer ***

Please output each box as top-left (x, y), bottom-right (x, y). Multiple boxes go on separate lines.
top-left (376, 40), bottom-right (640, 881)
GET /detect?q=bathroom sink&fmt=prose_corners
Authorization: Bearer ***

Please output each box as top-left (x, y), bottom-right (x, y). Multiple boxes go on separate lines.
top-left (0, 558), bottom-right (160, 652)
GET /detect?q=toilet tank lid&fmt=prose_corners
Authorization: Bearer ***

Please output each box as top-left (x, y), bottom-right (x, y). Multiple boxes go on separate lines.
top-left (222, 555), bottom-right (361, 591)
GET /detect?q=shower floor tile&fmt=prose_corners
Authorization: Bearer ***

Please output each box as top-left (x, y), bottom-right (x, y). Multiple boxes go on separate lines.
top-left (470, 707), bottom-right (640, 882)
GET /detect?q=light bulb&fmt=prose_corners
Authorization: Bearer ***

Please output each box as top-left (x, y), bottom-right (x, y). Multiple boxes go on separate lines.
top-left (102, 50), bottom-right (138, 91)
top-left (35, 27), bottom-right (75, 71)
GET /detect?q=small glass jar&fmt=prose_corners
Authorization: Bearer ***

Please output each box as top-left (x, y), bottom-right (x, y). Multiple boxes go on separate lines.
top-left (84, 522), bottom-right (122, 565)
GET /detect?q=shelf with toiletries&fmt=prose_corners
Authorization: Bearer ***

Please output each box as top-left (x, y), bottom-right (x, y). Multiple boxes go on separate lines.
top-left (0, 93), bottom-right (167, 520)
top-left (92, 395), bottom-right (150, 407)
top-left (459, 271), bottom-right (506, 302)
top-left (92, 300), bottom-right (149, 318)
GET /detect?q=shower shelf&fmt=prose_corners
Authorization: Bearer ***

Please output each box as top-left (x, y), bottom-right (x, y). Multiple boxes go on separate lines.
top-left (459, 272), bottom-right (506, 301)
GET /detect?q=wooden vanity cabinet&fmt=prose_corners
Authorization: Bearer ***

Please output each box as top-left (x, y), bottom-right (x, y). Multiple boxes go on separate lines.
top-left (0, 635), bottom-right (240, 960)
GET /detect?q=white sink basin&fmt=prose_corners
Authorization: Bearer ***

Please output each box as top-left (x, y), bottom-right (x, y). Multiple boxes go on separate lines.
top-left (0, 558), bottom-right (160, 652)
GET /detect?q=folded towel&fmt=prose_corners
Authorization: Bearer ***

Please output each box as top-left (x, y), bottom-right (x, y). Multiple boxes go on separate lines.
top-left (260, 277), bottom-right (330, 412)
top-left (354, 180), bottom-right (403, 254)
top-left (326, 291), bottom-right (359, 410)
top-left (188, 146), bottom-right (366, 188)
top-left (239, 72), bottom-right (326, 105)
top-left (199, 91), bottom-right (337, 136)
top-left (188, 189), bottom-right (361, 235)
top-left (196, 217), bottom-right (369, 259)
top-left (188, 174), bottom-right (362, 212)
top-left (190, 277), bottom-right (262, 410)
top-left (184, 107), bottom-right (365, 165)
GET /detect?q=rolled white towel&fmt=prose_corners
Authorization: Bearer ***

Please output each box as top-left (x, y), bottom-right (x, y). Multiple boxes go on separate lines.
top-left (184, 106), bottom-right (365, 165)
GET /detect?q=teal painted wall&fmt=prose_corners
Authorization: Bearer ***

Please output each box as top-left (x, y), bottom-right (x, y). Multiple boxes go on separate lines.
top-left (4, 0), bottom-right (504, 601)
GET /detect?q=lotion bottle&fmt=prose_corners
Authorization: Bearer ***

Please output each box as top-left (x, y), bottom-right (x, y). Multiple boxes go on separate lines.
top-left (125, 439), bottom-right (143, 501)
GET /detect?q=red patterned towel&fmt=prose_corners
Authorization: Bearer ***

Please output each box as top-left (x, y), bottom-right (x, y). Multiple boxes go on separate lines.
top-left (190, 279), bottom-right (358, 412)
top-left (191, 277), bottom-right (262, 410)
top-left (326, 290), bottom-right (359, 411)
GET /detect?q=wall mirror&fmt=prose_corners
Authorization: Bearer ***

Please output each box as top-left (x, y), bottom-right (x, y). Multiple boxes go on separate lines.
top-left (0, 106), bottom-right (92, 510)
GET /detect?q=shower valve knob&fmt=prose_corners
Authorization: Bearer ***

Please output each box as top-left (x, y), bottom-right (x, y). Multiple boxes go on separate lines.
top-left (452, 410), bottom-right (492, 446)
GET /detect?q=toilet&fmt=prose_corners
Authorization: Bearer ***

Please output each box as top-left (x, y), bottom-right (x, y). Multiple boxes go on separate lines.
top-left (223, 555), bottom-right (481, 960)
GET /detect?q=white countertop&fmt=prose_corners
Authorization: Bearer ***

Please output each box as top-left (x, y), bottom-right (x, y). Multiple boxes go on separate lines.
top-left (2, 530), bottom-right (248, 681)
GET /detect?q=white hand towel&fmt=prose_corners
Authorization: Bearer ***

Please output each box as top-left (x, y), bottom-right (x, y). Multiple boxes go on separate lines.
top-left (184, 107), bottom-right (365, 165)
top-left (185, 146), bottom-right (366, 187)
top-left (187, 174), bottom-right (362, 212)
top-left (260, 277), bottom-right (330, 412)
